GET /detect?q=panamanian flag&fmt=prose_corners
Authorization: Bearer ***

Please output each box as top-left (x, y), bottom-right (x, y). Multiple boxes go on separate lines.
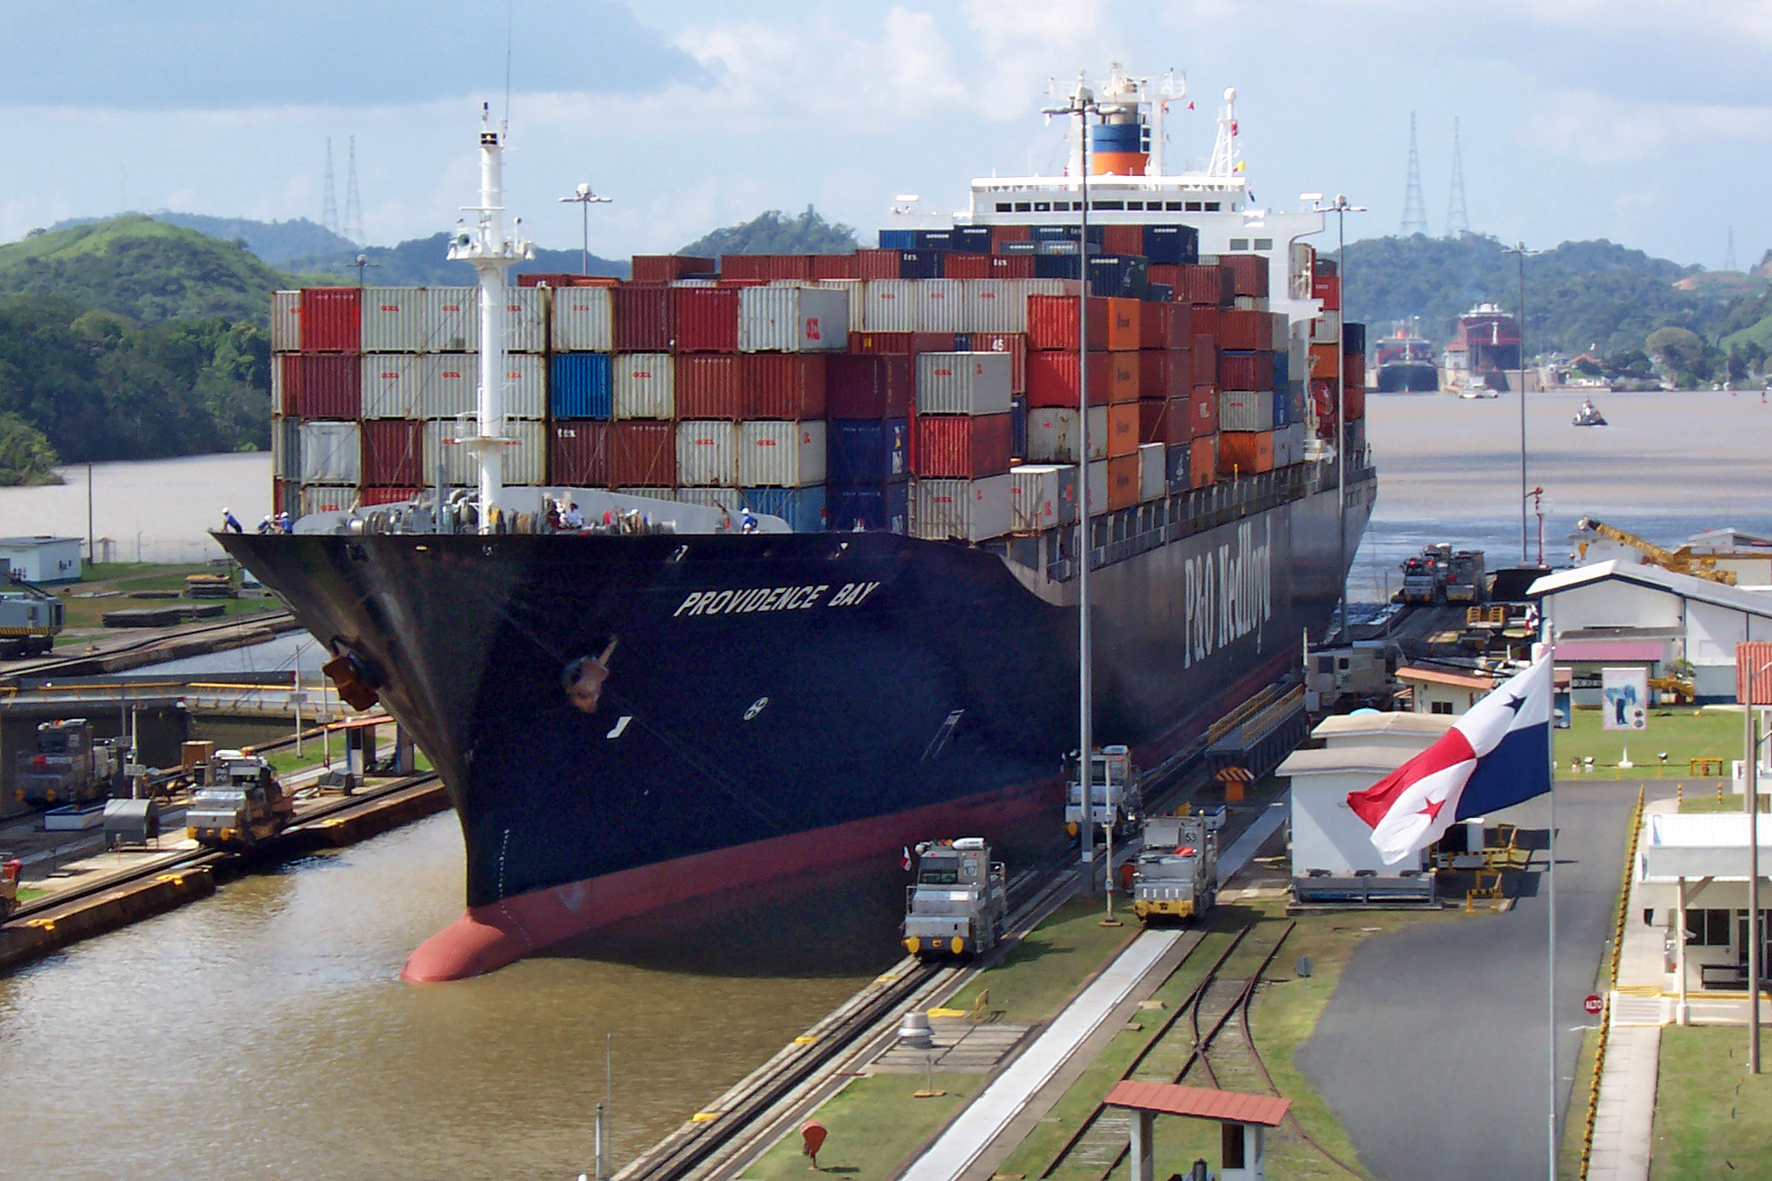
top-left (1347, 656), bottom-right (1553, 863)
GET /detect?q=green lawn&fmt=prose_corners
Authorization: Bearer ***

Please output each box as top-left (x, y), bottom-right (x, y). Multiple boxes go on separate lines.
top-left (738, 1073), bottom-right (980, 1181)
top-left (943, 896), bottom-right (1142, 1022)
top-left (1650, 1026), bottom-right (1772, 1180)
top-left (1555, 707), bottom-right (1744, 777)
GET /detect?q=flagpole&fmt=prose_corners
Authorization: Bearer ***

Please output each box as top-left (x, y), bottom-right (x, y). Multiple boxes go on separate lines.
top-left (1541, 634), bottom-right (1558, 1181)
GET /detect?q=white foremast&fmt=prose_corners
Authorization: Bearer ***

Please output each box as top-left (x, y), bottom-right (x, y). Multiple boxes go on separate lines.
top-left (447, 105), bottom-right (534, 534)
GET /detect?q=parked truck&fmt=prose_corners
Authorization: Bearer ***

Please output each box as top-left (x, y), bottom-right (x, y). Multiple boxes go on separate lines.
top-left (185, 750), bottom-right (294, 849)
top-left (1064, 745), bottom-right (1143, 838)
top-left (13, 718), bottom-right (123, 807)
top-left (1444, 550), bottom-right (1486, 604)
top-left (901, 838), bottom-right (1008, 959)
top-left (1130, 813), bottom-right (1220, 922)
top-left (0, 575), bottom-right (62, 658)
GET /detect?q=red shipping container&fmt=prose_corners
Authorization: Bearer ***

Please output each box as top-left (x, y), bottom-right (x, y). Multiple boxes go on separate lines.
top-left (913, 332), bottom-right (966, 354)
top-left (1310, 378), bottom-right (1339, 433)
top-left (810, 253), bottom-right (860, 280)
top-left (1102, 224), bottom-right (1144, 255)
top-left (968, 332), bottom-right (1027, 394)
top-left (298, 287), bottom-right (361, 352)
top-left (517, 273), bottom-right (620, 288)
top-left (1192, 334), bottom-right (1218, 385)
top-left (989, 224), bottom-right (1031, 250)
top-left (631, 255), bottom-right (716, 283)
top-left (854, 249), bottom-right (902, 279)
top-left (1219, 309), bottom-right (1269, 351)
top-left (1192, 306), bottom-right (1220, 339)
top-left (1345, 381), bottom-right (1366, 421)
top-left (1106, 403), bottom-right (1140, 458)
top-left (606, 421), bottom-right (676, 486)
top-left (1178, 264), bottom-right (1233, 307)
top-left (1027, 351), bottom-right (1111, 408)
top-left (1137, 302), bottom-right (1193, 350)
top-left (716, 277), bottom-right (767, 288)
top-left (360, 486), bottom-right (420, 507)
top-left (550, 422), bottom-right (610, 485)
top-left (289, 354), bottom-right (360, 419)
top-left (743, 354), bottom-right (827, 419)
top-left (1137, 398), bottom-right (1171, 446)
top-left (849, 331), bottom-right (916, 354)
top-left (1344, 352), bottom-right (1367, 391)
top-left (1190, 384), bottom-right (1220, 437)
top-left (676, 355), bottom-right (744, 419)
top-left (1218, 430), bottom-right (1274, 475)
top-left (1218, 351), bottom-right (1274, 390)
top-left (1027, 294), bottom-right (1111, 351)
top-left (1138, 349), bottom-right (1191, 400)
top-left (612, 284), bottom-right (673, 352)
top-left (721, 254), bottom-right (814, 282)
top-left (989, 255), bottom-right (1035, 278)
top-left (1148, 263), bottom-right (1181, 291)
top-left (670, 286), bottom-right (739, 353)
top-left (943, 252), bottom-right (993, 280)
top-left (826, 353), bottom-right (913, 418)
top-left (277, 354), bottom-right (300, 415)
top-left (1107, 351), bottom-right (1141, 404)
top-left (1312, 272), bottom-right (1341, 310)
top-left (914, 413), bottom-right (1013, 478)
top-left (1106, 454), bottom-right (1140, 509)
top-left (1221, 254), bottom-right (1270, 298)
top-left (360, 419), bottom-right (424, 487)
top-left (1189, 436), bottom-right (1217, 488)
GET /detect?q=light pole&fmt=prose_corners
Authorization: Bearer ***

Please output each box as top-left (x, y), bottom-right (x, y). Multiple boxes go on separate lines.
top-left (559, 182), bottom-right (612, 276)
top-left (1045, 75), bottom-right (1100, 895)
top-left (1504, 242), bottom-right (1538, 564)
top-left (1311, 195), bottom-right (1366, 640)
top-left (1746, 659), bottom-right (1772, 1074)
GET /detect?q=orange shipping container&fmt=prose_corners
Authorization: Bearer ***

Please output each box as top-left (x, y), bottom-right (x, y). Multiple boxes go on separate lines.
top-left (1107, 403), bottom-right (1140, 458)
top-left (1190, 384), bottom-right (1220, 437)
top-left (1218, 308), bottom-right (1269, 351)
top-left (1189, 436), bottom-right (1217, 488)
top-left (1192, 333), bottom-right (1218, 385)
top-left (1104, 298), bottom-right (1141, 351)
top-left (1106, 453), bottom-right (1140, 508)
top-left (1107, 351), bottom-right (1141, 404)
top-left (1344, 352), bottom-right (1367, 391)
top-left (1027, 294), bottom-right (1110, 351)
top-left (1309, 343), bottom-right (1339, 380)
top-left (1217, 430), bottom-right (1274, 476)
top-left (1026, 350), bottom-right (1111, 408)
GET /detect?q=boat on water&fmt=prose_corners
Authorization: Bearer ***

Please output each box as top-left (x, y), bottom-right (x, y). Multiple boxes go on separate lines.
top-left (1443, 304), bottom-right (1520, 393)
top-left (1572, 397), bottom-right (1607, 426)
top-left (220, 66), bottom-right (1376, 981)
top-left (1373, 324), bottom-right (1439, 392)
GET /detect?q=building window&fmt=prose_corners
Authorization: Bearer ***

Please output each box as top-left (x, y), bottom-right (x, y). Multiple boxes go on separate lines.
top-left (1053, 201), bottom-right (1071, 211)
top-left (1254, 237), bottom-right (1273, 251)
top-left (1431, 701), bottom-right (1454, 715)
top-left (1014, 202), bottom-right (1032, 212)
top-left (1166, 201), bottom-right (1184, 211)
top-left (1686, 909), bottom-right (1732, 946)
top-left (1093, 200), bottom-right (1125, 211)
top-left (1185, 201), bottom-right (1202, 211)
top-left (1126, 201), bottom-right (1144, 210)
top-left (995, 202), bottom-right (1012, 212)
top-left (1204, 201), bottom-right (1221, 211)
top-left (1229, 238), bottom-right (1249, 251)
top-left (1033, 201), bottom-right (1051, 212)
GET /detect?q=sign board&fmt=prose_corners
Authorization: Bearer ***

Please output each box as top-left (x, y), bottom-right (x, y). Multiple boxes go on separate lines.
top-left (1553, 688), bottom-right (1572, 730)
top-left (1583, 993), bottom-right (1604, 1016)
top-left (1601, 667), bottom-right (1648, 731)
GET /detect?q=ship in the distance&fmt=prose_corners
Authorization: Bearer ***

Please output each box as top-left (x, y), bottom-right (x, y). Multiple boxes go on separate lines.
top-left (1373, 322), bottom-right (1439, 392)
top-left (220, 66), bottom-right (1376, 981)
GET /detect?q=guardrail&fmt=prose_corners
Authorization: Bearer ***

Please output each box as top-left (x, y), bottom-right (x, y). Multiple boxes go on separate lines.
top-left (1577, 784), bottom-right (1646, 1180)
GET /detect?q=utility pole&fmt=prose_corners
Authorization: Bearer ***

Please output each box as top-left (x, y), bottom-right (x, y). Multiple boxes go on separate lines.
top-left (1399, 112), bottom-right (1427, 236)
top-left (1504, 242), bottom-right (1537, 563)
top-left (1311, 196), bottom-right (1367, 638)
top-left (559, 183), bottom-right (612, 276)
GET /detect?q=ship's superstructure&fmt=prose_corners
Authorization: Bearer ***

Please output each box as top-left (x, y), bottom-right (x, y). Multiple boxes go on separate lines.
top-left (230, 64), bottom-right (1377, 981)
top-left (1374, 323), bottom-right (1440, 393)
top-left (1443, 304), bottom-right (1521, 389)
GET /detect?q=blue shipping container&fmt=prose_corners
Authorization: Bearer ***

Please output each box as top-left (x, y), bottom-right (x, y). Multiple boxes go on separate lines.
top-left (1271, 388), bottom-right (1291, 428)
top-left (955, 225), bottom-right (993, 254)
top-left (915, 229), bottom-right (958, 251)
top-left (1033, 223), bottom-right (1106, 246)
top-left (828, 483), bottom-right (909, 534)
top-left (827, 418), bottom-right (909, 485)
top-left (744, 485), bottom-right (827, 533)
top-left (878, 228), bottom-right (916, 250)
top-left (1146, 283), bottom-right (1173, 304)
top-left (1011, 396), bottom-right (1028, 459)
top-left (1165, 443), bottom-right (1190, 492)
top-left (1033, 254), bottom-right (1082, 280)
top-left (550, 353), bottom-right (612, 419)
top-left (1086, 253), bottom-right (1150, 299)
top-left (898, 250), bottom-right (945, 279)
top-left (1143, 224), bottom-right (1200, 265)
top-left (1273, 351), bottom-right (1290, 390)
top-left (1000, 240), bottom-right (1039, 255)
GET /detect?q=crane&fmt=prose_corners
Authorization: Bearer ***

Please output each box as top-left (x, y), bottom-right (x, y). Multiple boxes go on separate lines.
top-left (1574, 516), bottom-right (1737, 585)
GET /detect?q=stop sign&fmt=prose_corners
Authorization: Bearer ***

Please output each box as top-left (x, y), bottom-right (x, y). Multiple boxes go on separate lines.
top-left (1583, 994), bottom-right (1604, 1015)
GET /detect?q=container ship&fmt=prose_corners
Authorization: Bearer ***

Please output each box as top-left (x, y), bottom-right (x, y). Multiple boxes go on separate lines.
top-left (1443, 303), bottom-right (1521, 392)
top-left (1372, 323), bottom-right (1439, 392)
top-left (220, 67), bottom-right (1376, 981)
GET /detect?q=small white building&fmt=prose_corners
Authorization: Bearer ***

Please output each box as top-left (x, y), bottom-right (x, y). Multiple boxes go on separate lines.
top-left (1531, 561), bottom-right (1772, 702)
top-left (0, 536), bottom-right (83, 584)
top-left (1637, 812), bottom-right (1772, 1011)
top-left (1397, 665), bottom-right (1495, 716)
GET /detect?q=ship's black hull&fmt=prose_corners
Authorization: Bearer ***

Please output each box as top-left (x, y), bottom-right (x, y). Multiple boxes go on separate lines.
top-left (1375, 362), bottom-right (1440, 393)
top-left (219, 466), bottom-right (1374, 977)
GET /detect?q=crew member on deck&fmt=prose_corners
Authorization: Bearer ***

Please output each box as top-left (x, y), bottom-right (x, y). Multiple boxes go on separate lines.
top-left (221, 507), bottom-right (244, 534)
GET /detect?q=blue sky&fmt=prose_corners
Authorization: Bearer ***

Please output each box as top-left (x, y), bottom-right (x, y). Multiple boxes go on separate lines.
top-left (4, 1), bottom-right (1766, 268)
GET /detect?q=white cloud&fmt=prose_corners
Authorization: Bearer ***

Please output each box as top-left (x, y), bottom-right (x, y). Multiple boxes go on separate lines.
top-left (1535, 89), bottom-right (1772, 166)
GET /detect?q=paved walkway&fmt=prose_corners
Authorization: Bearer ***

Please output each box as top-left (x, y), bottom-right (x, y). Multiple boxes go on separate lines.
top-left (896, 791), bottom-right (1290, 1181)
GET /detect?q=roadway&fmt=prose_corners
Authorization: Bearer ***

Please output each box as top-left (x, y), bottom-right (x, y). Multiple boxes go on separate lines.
top-left (1295, 781), bottom-right (1636, 1181)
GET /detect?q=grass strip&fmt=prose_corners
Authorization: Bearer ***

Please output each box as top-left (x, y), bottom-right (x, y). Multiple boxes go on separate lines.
top-left (1650, 1026), bottom-right (1772, 1180)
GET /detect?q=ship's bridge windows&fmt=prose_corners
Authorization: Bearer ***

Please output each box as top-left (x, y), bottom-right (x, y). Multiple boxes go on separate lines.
top-left (1034, 201), bottom-right (1051, 211)
top-left (1092, 200), bottom-right (1125, 211)
top-left (1205, 201), bottom-right (1221, 211)
top-left (1230, 238), bottom-right (1249, 251)
top-left (1165, 201), bottom-right (1184, 210)
top-left (1185, 201), bottom-right (1202, 211)
top-left (996, 202), bottom-right (1013, 212)
top-left (1015, 202), bottom-right (1032, 212)
top-left (1054, 201), bottom-right (1072, 211)
top-left (1126, 201), bottom-right (1144, 210)
top-left (1254, 237), bottom-right (1273, 251)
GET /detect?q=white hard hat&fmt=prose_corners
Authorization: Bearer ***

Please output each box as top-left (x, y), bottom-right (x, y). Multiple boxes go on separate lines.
top-left (222, 507), bottom-right (230, 514)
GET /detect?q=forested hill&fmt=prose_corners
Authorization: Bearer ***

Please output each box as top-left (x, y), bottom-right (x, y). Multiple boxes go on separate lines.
top-left (1340, 234), bottom-right (1726, 357)
top-left (678, 207), bottom-right (859, 257)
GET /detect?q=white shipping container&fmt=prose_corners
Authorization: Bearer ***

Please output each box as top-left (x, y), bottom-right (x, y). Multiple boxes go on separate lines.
top-left (1010, 464), bottom-right (1078, 532)
top-left (737, 286), bottom-right (848, 352)
top-left (673, 486), bottom-right (743, 512)
top-left (1026, 406), bottom-right (1108, 464)
top-left (425, 418), bottom-right (546, 485)
top-left (1311, 309), bottom-right (1342, 345)
top-left (360, 354), bottom-right (424, 419)
top-left (912, 279), bottom-right (966, 333)
top-left (426, 287), bottom-right (478, 351)
top-left (613, 353), bottom-right (675, 419)
top-left (271, 291), bottom-right (301, 353)
top-left (861, 279), bottom-right (916, 332)
top-left (300, 484), bottom-right (358, 516)
top-left (815, 279), bottom-right (865, 340)
top-left (550, 286), bottom-right (613, 352)
top-left (501, 287), bottom-right (548, 353)
top-left (912, 474), bottom-right (1013, 542)
top-left (298, 420), bottom-right (361, 485)
top-left (1083, 460), bottom-right (1109, 515)
top-left (272, 416), bottom-right (300, 481)
top-left (739, 420), bottom-right (827, 487)
top-left (421, 354), bottom-right (479, 418)
top-left (501, 353), bottom-right (547, 420)
top-left (961, 279), bottom-right (1024, 333)
top-left (915, 352), bottom-right (1013, 415)
top-left (1138, 442), bottom-right (1165, 502)
top-left (361, 286), bottom-right (428, 353)
top-left (614, 487), bottom-right (677, 501)
top-left (1219, 389), bottom-right (1275, 433)
top-left (1017, 278), bottom-right (1085, 300)
top-left (676, 420), bottom-right (742, 487)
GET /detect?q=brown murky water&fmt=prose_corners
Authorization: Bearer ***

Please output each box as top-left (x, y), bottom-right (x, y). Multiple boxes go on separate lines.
top-left (0, 814), bottom-right (905, 1180)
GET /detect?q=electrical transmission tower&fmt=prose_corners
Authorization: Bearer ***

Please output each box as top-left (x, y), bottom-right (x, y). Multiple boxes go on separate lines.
top-left (1400, 111), bottom-right (1428, 236)
top-left (1726, 225), bottom-right (1737, 272)
top-left (343, 136), bottom-right (365, 245)
top-left (1446, 117), bottom-right (1469, 236)
top-left (322, 137), bottom-right (340, 236)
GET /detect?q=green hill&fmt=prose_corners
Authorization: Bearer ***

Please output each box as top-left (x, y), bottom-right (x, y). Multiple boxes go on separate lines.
top-left (0, 215), bottom-right (315, 326)
top-left (678, 207), bottom-right (858, 257)
top-left (287, 231), bottom-right (628, 287)
top-left (52, 212), bottom-right (359, 267)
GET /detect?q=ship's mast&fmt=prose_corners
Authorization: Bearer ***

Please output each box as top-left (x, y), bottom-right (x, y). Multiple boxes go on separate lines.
top-left (448, 104), bottom-right (533, 534)
top-left (1207, 87), bottom-right (1238, 177)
